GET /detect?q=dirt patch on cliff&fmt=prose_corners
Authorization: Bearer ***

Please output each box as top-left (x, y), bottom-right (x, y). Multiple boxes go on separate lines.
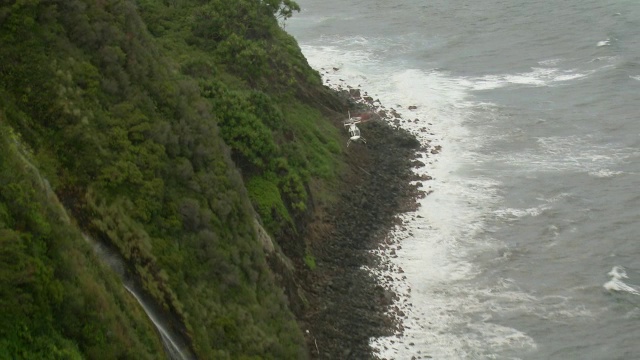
top-left (297, 90), bottom-right (424, 359)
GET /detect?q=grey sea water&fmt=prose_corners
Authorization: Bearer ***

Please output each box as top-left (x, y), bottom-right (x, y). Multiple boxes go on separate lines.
top-left (288, 1), bottom-right (640, 359)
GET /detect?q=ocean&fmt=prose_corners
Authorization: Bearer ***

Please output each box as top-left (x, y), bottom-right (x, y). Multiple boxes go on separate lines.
top-left (287, 1), bottom-right (640, 359)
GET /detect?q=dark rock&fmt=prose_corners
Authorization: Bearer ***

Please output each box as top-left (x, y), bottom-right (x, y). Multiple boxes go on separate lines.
top-left (298, 84), bottom-right (423, 360)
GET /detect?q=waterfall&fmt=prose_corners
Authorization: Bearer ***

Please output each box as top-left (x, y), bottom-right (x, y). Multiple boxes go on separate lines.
top-left (123, 285), bottom-right (192, 360)
top-left (83, 235), bottom-right (194, 360)
top-left (8, 134), bottom-right (193, 359)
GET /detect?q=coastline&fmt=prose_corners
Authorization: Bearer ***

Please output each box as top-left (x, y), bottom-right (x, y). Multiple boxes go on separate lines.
top-left (299, 76), bottom-right (435, 359)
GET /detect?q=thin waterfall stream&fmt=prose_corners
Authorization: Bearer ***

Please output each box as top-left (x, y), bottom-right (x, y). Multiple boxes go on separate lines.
top-left (12, 136), bottom-right (193, 360)
top-left (83, 235), bottom-right (194, 360)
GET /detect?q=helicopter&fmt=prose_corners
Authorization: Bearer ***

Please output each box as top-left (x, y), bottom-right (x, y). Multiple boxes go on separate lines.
top-left (343, 111), bottom-right (371, 147)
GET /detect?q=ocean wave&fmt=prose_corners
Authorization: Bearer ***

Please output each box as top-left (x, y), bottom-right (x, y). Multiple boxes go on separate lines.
top-left (538, 58), bottom-right (564, 66)
top-left (466, 67), bottom-right (590, 90)
top-left (493, 206), bottom-right (546, 219)
top-left (588, 169), bottom-right (624, 178)
top-left (490, 135), bottom-right (638, 174)
top-left (604, 266), bottom-right (640, 296)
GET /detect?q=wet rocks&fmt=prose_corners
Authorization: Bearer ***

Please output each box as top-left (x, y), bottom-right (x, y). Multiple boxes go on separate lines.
top-left (299, 88), bottom-right (422, 359)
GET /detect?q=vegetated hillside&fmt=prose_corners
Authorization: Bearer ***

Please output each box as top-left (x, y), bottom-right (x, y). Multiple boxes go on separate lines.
top-left (0, 0), bottom-right (350, 359)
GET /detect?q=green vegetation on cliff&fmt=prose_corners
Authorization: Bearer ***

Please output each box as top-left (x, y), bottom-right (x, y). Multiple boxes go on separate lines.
top-left (0, 0), bottom-right (348, 358)
top-left (0, 120), bottom-right (165, 359)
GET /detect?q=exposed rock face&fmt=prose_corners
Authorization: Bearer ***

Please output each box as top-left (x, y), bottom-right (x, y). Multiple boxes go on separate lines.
top-left (255, 218), bottom-right (276, 254)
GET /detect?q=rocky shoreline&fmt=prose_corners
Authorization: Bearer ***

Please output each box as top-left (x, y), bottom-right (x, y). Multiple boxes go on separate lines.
top-left (298, 85), bottom-right (433, 359)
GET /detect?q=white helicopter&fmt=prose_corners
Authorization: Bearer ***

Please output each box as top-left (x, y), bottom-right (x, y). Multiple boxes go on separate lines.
top-left (343, 111), bottom-right (370, 147)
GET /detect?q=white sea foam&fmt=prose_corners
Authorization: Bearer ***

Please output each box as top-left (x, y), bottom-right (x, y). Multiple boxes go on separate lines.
top-left (494, 192), bottom-right (573, 220)
top-left (588, 169), bottom-right (624, 178)
top-left (464, 67), bottom-right (589, 90)
top-left (597, 38), bottom-right (611, 47)
top-left (604, 266), bottom-right (640, 296)
top-left (630, 75), bottom-right (640, 82)
top-left (588, 55), bottom-right (620, 64)
top-left (494, 206), bottom-right (545, 219)
top-left (538, 58), bottom-right (564, 66)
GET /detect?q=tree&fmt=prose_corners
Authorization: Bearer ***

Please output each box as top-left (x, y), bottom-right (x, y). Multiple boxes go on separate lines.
top-left (263, 0), bottom-right (301, 20)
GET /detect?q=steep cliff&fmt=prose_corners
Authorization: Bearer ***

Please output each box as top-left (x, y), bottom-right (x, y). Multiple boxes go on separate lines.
top-left (0, 1), bottom-right (418, 359)
top-left (0, 0), bottom-right (330, 358)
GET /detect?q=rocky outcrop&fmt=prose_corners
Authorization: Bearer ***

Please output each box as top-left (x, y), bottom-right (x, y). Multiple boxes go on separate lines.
top-left (297, 90), bottom-right (422, 359)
